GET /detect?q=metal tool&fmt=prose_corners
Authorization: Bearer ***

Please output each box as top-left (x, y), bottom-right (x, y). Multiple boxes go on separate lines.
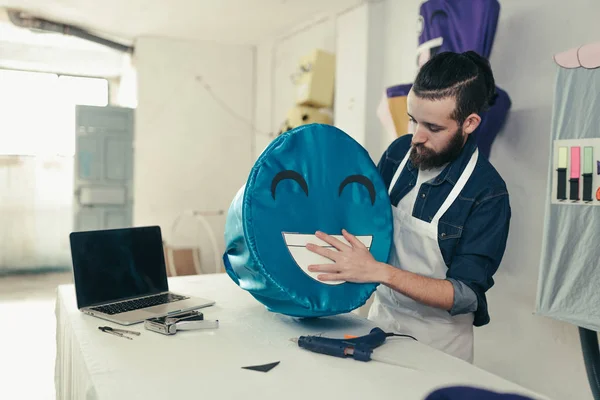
top-left (144, 310), bottom-right (218, 335)
top-left (290, 327), bottom-right (415, 362)
top-left (176, 319), bottom-right (219, 330)
top-left (165, 310), bottom-right (204, 325)
top-left (99, 326), bottom-right (141, 340)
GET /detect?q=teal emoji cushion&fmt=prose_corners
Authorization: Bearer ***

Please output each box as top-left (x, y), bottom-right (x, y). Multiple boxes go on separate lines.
top-left (223, 124), bottom-right (393, 317)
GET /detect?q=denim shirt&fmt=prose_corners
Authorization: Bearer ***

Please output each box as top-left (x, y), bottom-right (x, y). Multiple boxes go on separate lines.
top-left (377, 134), bottom-right (511, 327)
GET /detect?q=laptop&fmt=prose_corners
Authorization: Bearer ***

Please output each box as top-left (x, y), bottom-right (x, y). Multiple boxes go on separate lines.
top-left (69, 225), bottom-right (215, 326)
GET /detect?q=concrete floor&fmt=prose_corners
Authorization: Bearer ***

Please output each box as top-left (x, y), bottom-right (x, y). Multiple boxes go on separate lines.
top-left (0, 271), bottom-right (73, 400)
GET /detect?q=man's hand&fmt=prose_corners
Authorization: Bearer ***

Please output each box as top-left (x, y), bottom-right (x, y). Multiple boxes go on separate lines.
top-left (307, 229), bottom-right (455, 311)
top-left (306, 229), bottom-right (390, 283)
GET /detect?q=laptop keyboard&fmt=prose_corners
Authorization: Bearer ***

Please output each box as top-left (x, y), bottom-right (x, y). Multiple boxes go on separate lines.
top-left (90, 293), bottom-right (189, 315)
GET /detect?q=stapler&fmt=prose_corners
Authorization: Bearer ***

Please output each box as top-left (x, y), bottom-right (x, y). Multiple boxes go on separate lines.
top-left (144, 310), bottom-right (218, 335)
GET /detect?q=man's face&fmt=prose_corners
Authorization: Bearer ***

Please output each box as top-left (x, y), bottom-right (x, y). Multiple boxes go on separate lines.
top-left (407, 90), bottom-right (467, 170)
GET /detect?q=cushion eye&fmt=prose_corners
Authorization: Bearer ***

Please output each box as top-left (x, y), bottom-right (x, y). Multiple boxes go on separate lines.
top-left (339, 175), bottom-right (376, 205)
top-left (271, 170), bottom-right (308, 200)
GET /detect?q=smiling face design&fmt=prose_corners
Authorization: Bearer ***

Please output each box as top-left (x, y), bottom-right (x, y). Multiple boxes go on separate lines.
top-left (246, 124), bottom-right (392, 290)
top-left (272, 170), bottom-right (376, 285)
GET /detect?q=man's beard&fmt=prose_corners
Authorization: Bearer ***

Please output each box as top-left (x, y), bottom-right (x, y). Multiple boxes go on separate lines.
top-left (409, 127), bottom-right (465, 170)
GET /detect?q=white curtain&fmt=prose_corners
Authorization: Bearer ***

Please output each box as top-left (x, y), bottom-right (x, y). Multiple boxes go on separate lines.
top-left (0, 69), bottom-right (108, 273)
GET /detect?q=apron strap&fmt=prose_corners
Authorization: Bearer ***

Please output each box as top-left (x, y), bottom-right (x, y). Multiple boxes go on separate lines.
top-left (431, 148), bottom-right (479, 224)
top-left (388, 149), bottom-right (412, 196)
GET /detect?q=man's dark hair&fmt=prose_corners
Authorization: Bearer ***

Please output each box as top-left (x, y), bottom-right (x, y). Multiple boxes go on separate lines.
top-left (412, 51), bottom-right (497, 124)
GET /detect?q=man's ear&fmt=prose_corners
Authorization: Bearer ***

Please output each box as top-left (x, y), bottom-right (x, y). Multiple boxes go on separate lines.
top-left (462, 113), bottom-right (482, 135)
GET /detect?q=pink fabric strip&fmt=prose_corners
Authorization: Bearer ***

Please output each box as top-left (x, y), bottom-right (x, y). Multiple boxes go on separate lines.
top-left (570, 147), bottom-right (580, 178)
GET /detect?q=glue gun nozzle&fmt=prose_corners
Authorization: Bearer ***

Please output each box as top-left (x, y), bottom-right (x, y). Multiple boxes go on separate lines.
top-left (290, 338), bottom-right (298, 344)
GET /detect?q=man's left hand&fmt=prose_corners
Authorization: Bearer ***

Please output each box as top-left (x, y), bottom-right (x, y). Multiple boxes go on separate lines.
top-left (306, 229), bottom-right (388, 283)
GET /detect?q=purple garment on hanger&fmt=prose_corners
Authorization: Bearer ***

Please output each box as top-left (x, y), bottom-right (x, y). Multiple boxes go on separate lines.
top-left (417, 0), bottom-right (501, 65)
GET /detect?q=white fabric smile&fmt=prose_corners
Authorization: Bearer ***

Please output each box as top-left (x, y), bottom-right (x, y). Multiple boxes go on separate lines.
top-left (282, 233), bottom-right (373, 285)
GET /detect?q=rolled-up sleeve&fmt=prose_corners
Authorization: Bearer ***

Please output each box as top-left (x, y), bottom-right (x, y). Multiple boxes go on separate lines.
top-left (446, 278), bottom-right (478, 315)
top-left (446, 192), bottom-right (511, 326)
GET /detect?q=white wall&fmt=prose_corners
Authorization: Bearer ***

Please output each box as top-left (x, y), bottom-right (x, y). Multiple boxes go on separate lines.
top-left (254, 13), bottom-right (338, 156)
top-left (254, 1), bottom-right (600, 399)
top-left (114, 54), bottom-right (138, 109)
top-left (334, 2), bottom-right (388, 161)
top-left (133, 37), bottom-right (255, 272)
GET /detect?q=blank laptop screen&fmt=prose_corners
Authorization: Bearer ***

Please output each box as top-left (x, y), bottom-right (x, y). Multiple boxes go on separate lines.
top-left (70, 226), bottom-right (169, 309)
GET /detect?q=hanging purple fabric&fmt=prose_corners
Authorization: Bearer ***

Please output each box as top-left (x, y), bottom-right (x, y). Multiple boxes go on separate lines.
top-left (417, 0), bottom-right (500, 66)
top-left (472, 86), bottom-right (511, 159)
top-left (382, 0), bottom-right (510, 159)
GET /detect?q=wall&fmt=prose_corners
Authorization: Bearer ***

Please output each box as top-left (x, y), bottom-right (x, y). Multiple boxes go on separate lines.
top-left (133, 37), bottom-right (255, 273)
top-left (113, 54), bottom-right (138, 109)
top-left (333, 2), bottom-right (388, 161)
top-left (255, 0), bottom-right (599, 399)
top-left (254, 12), bottom-right (339, 156)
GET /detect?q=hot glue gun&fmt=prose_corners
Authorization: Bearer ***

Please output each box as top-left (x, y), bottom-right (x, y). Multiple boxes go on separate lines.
top-left (290, 327), bottom-right (415, 362)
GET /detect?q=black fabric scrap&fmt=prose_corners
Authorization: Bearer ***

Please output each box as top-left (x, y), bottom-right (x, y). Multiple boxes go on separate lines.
top-left (241, 361), bottom-right (280, 372)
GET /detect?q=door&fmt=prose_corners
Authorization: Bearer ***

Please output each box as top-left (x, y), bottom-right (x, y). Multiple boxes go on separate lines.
top-left (74, 105), bottom-right (134, 232)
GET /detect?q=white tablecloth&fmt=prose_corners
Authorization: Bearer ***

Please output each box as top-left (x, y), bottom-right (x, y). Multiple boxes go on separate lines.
top-left (55, 274), bottom-right (548, 400)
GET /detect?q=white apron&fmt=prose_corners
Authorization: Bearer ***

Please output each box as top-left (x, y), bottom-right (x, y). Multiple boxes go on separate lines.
top-left (368, 148), bottom-right (479, 363)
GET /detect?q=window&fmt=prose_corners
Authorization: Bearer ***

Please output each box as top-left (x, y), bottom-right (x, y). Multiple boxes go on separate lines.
top-left (0, 69), bottom-right (108, 156)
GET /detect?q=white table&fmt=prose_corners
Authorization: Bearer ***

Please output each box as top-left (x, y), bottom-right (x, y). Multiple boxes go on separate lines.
top-left (55, 273), bottom-right (548, 400)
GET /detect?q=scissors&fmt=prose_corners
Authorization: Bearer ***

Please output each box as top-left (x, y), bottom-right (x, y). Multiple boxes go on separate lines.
top-left (98, 326), bottom-right (141, 340)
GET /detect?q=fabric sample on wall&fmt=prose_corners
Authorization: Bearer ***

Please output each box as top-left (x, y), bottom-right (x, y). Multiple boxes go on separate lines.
top-left (536, 49), bottom-right (600, 331)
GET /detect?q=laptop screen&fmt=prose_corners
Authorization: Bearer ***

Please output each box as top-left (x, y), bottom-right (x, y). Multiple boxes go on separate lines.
top-left (70, 226), bottom-right (169, 309)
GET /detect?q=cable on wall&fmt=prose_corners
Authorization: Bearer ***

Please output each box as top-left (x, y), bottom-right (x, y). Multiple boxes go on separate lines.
top-left (6, 9), bottom-right (133, 54)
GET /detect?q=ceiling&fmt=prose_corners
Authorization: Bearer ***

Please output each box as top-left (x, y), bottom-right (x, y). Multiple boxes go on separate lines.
top-left (0, 0), bottom-right (363, 46)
